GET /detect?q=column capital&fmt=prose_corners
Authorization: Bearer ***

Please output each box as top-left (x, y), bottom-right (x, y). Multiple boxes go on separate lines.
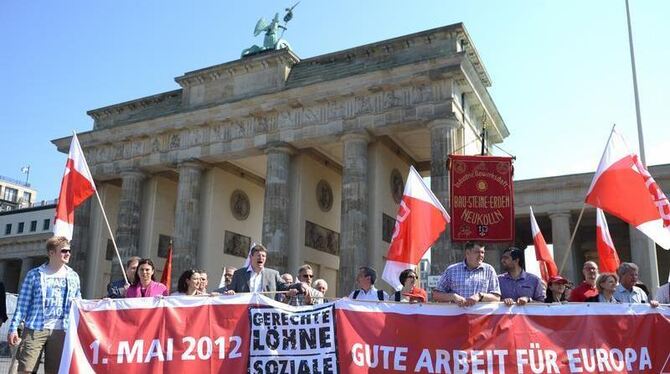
top-left (340, 130), bottom-right (371, 144)
top-left (428, 118), bottom-right (460, 130)
top-left (119, 169), bottom-right (147, 180)
top-left (548, 210), bottom-right (572, 220)
top-left (177, 159), bottom-right (206, 171)
top-left (263, 142), bottom-right (296, 156)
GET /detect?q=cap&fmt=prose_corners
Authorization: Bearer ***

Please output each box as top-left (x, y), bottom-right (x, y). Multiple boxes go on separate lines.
top-left (548, 275), bottom-right (568, 285)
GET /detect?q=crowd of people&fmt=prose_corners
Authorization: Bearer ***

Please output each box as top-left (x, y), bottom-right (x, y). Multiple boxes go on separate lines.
top-left (2, 236), bottom-right (668, 373)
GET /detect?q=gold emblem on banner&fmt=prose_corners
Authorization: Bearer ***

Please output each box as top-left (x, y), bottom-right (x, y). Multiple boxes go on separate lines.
top-left (476, 179), bottom-right (488, 192)
top-left (454, 161), bottom-right (467, 174)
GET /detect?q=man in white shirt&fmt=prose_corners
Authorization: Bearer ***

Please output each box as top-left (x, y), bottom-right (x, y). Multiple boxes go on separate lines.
top-left (613, 262), bottom-right (659, 307)
top-left (348, 266), bottom-right (389, 301)
top-left (655, 282), bottom-right (670, 304)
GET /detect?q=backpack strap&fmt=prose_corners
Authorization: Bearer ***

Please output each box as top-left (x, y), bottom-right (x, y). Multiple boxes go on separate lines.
top-left (378, 289), bottom-right (385, 301)
top-left (394, 291), bottom-right (401, 302)
top-left (353, 290), bottom-right (360, 299)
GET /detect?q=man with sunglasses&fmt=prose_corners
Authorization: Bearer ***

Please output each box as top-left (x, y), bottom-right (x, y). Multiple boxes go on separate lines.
top-left (7, 236), bottom-right (81, 374)
top-left (285, 264), bottom-right (324, 306)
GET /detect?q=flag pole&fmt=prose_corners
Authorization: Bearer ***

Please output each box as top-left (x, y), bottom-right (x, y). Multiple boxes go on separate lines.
top-left (71, 129), bottom-right (129, 286)
top-left (558, 204), bottom-right (586, 274)
top-left (559, 124), bottom-right (617, 273)
top-left (92, 189), bottom-right (129, 285)
top-left (625, 0), bottom-right (646, 164)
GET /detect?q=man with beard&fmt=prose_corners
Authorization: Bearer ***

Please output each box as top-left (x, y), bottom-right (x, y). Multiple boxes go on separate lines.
top-left (569, 261), bottom-right (599, 302)
top-left (498, 247), bottom-right (544, 306)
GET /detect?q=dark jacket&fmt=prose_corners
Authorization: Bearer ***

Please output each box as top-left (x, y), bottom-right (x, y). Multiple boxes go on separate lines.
top-left (228, 267), bottom-right (289, 293)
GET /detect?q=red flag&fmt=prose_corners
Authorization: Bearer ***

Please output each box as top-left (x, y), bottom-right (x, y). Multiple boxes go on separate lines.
top-left (530, 206), bottom-right (558, 282)
top-left (596, 208), bottom-right (621, 273)
top-left (382, 166), bottom-right (450, 289)
top-left (585, 128), bottom-right (670, 249)
top-left (161, 241), bottom-right (173, 293)
top-left (54, 133), bottom-right (96, 240)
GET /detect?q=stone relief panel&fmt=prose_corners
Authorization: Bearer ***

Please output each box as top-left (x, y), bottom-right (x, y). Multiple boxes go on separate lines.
top-left (304, 221), bottom-right (339, 255)
top-left (105, 239), bottom-right (115, 261)
top-left (390, 168), bottom-right (405, 204)
top-left (355, 96), bottom-right (373, 115)
top-left (223, 230), bottom-right (251, 259)
top-left (230, 190), bottom-right (250, 221)
top-left (151, 138), bottom-right (161, 153)
top-left (411, 84), bottom-right (433, 104)
top-left (186, 128), bottom-right (206, 147)
top-left (168, 133), bottom-right (181, 149)
top-left (383, 91), bottom-right (402, 109)
top-left (302, 106), bottom-right (320, 125)
top-left (382, 213), bottom-right (396, 243)
top-left (328, 101), bottom-right (346, 120)
top-left (316, 180), bottom-right (333, 212)
top-left (158, 234), bottom-right (174, 258)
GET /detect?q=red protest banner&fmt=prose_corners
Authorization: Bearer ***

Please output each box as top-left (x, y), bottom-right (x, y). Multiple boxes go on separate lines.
top-left (60, 295), bottom-right (252, 373)
top-left (449, 155), bottom-right (514, 241)
top-left (336, 301), bottom-right (669, 374)
top-left (60, 295), bottom-right (670, 373)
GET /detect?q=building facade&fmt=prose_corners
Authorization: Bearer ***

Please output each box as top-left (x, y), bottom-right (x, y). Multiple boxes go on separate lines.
top-left (52, 23), bottom-right (509, 298)
top-left (0, 175), bottom-right (36, 211)
top-left (514, 164), bottom-right (670, 293)
top-left (0, 202), bottom-right (54, 292)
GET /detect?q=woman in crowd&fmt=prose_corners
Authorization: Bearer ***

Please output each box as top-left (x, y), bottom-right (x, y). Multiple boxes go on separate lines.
top-left (586, 273), bottom-right (619, 303)
top-left (172, 269), bottom-right (202, 296)
top-left (126, 258), bottom-right (169, 297)
top-left (544, 275), bottom-right (569, 303)
top-left (393, 269), bottom-right (427, 303)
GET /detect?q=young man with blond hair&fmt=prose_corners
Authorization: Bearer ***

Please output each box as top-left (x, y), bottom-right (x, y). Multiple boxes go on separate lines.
top-left (7, 236), bottom-right (81, 374)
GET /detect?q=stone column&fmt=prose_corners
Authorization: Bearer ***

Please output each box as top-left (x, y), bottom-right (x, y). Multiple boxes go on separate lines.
top-left (429, 119), bottom-right (458, 275)
top-left (18, 257), bottom-right (33, 288)
top-left (262, 144), bottom-right (294, 274)
top-left (338, 132), bottom-right (370, 296)
top-left (70, 198), bottom-right (92, 281)
top-left (629, 226), bottom-right (659, 293)
top-left (173, 161), bottom-right (203, 289)
top-left (112, 171), bottom-right (145, 280)
top-left (549, 211), bottom-right (577, 282)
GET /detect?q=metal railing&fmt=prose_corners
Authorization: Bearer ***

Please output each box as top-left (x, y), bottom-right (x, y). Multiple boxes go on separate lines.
top-left (0, 175), bottom-right (31, 188)
top-left (0, 199), bottom-right (57, 213)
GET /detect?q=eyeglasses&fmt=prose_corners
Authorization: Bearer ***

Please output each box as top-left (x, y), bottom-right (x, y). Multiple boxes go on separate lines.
top-left (60, 249), bottom-right (71, 254)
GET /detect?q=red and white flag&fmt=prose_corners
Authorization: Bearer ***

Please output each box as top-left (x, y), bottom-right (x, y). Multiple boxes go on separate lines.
top-left (54, 133), bottom-right (96, 240)
top-left (585, 128), bottom-right (670, 249)
top-left (382, 166), bottom-right (450, 289)
top-left (596, 208), bottom-right (621, 273)
top-left (530, 206), bottom-right (558, 282)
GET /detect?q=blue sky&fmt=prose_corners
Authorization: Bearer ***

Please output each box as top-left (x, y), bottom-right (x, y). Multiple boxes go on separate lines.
top-left (1, 1), bottom-right (668, 200)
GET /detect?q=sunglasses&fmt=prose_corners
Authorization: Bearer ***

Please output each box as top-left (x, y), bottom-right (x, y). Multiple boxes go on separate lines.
top-left (60, 249), bottom-right (72, 254)
top-left (302, 274), bottom-right (314, 279)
